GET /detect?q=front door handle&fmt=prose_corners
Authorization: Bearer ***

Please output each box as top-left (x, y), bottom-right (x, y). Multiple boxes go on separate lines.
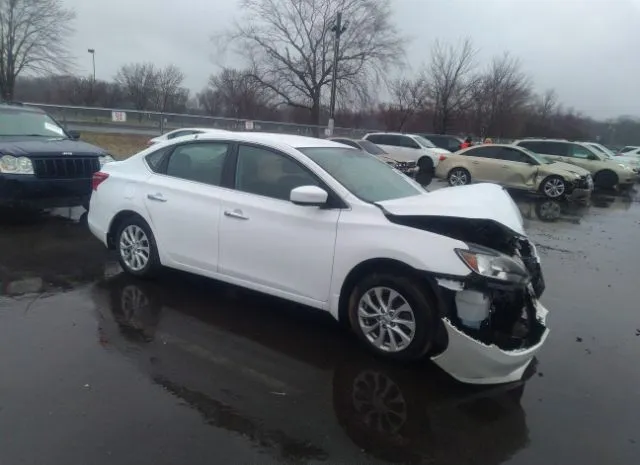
top-left (224, 209), bottom-right (249, 220)
top-left (501, 165), bottom-right (509, 168)
top-left (147, 193), bottom-right (167, 202)
top-left (471, 161), bottom-right (480, 165)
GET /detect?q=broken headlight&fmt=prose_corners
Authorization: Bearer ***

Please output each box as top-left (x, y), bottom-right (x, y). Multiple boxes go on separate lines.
top-left (456, 246), bottom-right (529, 283)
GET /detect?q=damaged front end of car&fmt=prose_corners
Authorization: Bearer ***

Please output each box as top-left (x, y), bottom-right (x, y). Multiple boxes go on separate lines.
top-left (387, 214), bottom-right (550, 385)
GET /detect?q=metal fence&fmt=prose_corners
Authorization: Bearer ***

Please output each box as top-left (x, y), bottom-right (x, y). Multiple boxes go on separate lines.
top-left (23, 102), bottom-right (373, 139)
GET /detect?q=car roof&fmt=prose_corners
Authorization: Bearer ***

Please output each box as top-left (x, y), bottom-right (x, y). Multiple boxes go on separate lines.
top-left (194, 131), bottom-right (346, 149)
top-left (365, 132), bottom-right (418, 137)
top-left (168, 127), bottom-right (231, 133)
top-left (0, 103), bottom-right (44, 113)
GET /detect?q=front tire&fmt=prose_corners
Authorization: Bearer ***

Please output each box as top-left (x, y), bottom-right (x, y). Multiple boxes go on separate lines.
top-left (116, 217), bottom-right (161, 278)
top-left (448, 167), bottom-right (471, 186)
top-left (347, 273), bottom-right (437, 361)
top-left (540, 175), bottom-right (566, 199)
top-left (594, 170), bottom-right (618, 189)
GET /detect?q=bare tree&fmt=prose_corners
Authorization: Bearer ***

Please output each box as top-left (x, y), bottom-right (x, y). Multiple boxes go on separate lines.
top-left (471, 52), bottom-right (531, 138)
top-left (154, 64), bottom-right (186, 112)
top-left (535, 88), bottom-right (558, 121)
top-left (382, 76), bottom-right (428, 130)
top-left (222, 0), bottom-right (404, 126)
top-left (115, 63), bottom-right (159, 114)
top-left (0, 0), bottom-right (75, 100)
top-left (427, 38), bottom-right (477, 134)
top-left (199, 67), bottom-right (274, 119)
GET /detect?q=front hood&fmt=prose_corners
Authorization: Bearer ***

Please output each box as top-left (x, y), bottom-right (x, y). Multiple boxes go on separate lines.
top-left (547, 162), bottom-right (590, 176)
top-left (0, 139), bottom-right (107, 157)
top-left (615, 156), bottom-right (640, 167)
top-left (382, 149), bottom-right (420, 163)
top-left (376, 183), bottom-right (524, 235)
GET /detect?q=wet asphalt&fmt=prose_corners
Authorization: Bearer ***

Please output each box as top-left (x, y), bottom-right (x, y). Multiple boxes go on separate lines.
top-left (1, 184), bottom-right (639, 465)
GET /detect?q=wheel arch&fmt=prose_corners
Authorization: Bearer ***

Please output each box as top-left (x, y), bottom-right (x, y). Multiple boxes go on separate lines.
top-left (107, 210), bottom-right (152, 249)
top-left (337, 258), bottom-right (440, 326)
top-left (594, 169), bottom-right (618, 187)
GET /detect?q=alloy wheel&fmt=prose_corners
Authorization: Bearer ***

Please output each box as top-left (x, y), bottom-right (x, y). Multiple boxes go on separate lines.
top-left (357, 287), bottom-right (416, 353)
top-left (543, 178), bottom-right (565, 198)
top-left (119, 225), bottom-right (151, 272)
top-left (449, 170), bottom-right (468, 186)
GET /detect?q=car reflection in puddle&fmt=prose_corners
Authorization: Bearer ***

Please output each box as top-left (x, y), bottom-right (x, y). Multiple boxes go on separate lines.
top-left (92, 270), bottom-right (532, 465)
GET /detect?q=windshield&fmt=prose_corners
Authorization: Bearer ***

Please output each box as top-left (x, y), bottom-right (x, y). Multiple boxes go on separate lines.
top-left (520, 147), bottom-right (552, 164)
top-left (300, 147), bottom-right (424, 203)
top-left (415, 136), bottom-right (436, 148)
top-left (357, 139), bottom-right (387, 155)
top-left (590, 143), bottom-right (615, 158)
top-left (0, 109), bottom-right (67, 138)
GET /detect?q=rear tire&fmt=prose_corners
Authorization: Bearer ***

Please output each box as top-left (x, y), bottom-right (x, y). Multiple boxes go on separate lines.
top-left (347, 273), bottom-right (437, 361)
top-left (116, 216), bottom-right (161, 278)
top-left (447, 167), bottom-right (471, 186)
top-left (594, 170), bottom-right (618, 189)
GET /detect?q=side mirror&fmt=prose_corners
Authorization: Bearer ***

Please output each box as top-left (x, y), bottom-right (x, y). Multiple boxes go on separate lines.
top-left (290, 185), bottom-right (328, 207)
top-left (67, 130), bottom-right (81, 140)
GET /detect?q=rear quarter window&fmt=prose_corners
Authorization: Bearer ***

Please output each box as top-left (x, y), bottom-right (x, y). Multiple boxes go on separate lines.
top-left (145, 146), bottom-right (173, 173)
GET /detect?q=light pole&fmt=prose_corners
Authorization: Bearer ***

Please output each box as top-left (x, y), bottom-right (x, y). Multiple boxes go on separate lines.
top-left (328, 12), bottom-right (347, 136)
top-left (87, 49), bottom-right (96, 82)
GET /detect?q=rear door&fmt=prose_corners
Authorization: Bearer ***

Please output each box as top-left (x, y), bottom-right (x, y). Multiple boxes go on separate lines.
top-left (519, 141), bottom-right (569, 163)
top-left (142, 141), bottom-right (232, 273)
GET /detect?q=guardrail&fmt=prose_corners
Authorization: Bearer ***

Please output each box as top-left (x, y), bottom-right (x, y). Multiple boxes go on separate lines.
top-left (22, 102), bottom-right (373, 139)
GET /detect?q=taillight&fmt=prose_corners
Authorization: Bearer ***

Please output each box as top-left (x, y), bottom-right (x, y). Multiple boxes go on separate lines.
top-left (92, 171), bottom-right (109, 191)
top-left (439, 154), bottom-right (448, 161)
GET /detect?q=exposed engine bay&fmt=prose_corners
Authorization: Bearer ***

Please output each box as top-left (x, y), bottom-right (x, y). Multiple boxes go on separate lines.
top-left (386, 213), bottom-right (547, 352)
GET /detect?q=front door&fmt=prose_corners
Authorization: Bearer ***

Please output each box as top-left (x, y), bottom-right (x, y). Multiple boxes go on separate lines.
top-left (217, 144), bottom-right (341, 304)
top-left (493, 147), bottom-right (538, 188)
top-left (143, 141), bottom-right (231, 273)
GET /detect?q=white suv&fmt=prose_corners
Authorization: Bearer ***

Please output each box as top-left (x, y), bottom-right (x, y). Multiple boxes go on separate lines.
top-left (88, 132), bottom-right (549, 385)
top-left (364, 133), bottom-right (451, 169)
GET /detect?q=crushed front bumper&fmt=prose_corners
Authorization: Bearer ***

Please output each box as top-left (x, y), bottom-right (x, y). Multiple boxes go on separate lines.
top-left (431, 300), bottom-right (549, 384)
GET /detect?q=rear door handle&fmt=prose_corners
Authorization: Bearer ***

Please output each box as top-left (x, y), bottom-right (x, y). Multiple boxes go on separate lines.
top-left (147, 193), bottom-right (167, 202)
top-left (224, 209), bottom-right (249, 220)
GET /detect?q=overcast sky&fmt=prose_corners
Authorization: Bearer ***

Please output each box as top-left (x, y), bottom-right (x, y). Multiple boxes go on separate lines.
top-left (67, 0), bottom-right (640, 119)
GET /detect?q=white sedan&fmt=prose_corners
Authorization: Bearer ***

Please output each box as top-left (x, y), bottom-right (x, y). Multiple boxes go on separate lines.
top-left (88, 132), bottom-right (549, 385)
top-left (147, 127), bottom-right (231, 147)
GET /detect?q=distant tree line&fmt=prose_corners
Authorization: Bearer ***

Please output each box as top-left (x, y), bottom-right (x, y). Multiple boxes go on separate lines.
top-left (3, 0), bottom-right (640, 145)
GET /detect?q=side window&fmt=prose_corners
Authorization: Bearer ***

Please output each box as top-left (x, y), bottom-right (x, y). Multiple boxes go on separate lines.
top-left (398, 136), bottom-right (420, 149)
top-left (366, 135), bottom-right (383, 144)
top-left (465, 146), bottom-right (499, 159)
top-left (499, 147), bottom-right (531, 163)
top-left (165, 142), bottom-right (229, 186)
top-left (538, 142), bottom-right (569, 156)
top-left (570, 144), bottom-right (593, 159)
top-left (235, 145), bottom-right (318, 201)
top-left (145, 146), bottom-right (172, 173)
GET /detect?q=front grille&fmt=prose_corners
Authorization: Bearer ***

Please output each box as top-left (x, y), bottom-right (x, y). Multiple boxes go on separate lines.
top-left (33, 157), bottom-right (100, 179)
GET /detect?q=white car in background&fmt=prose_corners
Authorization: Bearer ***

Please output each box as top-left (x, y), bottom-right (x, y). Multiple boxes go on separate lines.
top-left (363, 133), bottom-right (451, 170)
top-left (147, 127), bottom-right (231, 147)
top-left (87, 132), bottom-right (549, 385)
